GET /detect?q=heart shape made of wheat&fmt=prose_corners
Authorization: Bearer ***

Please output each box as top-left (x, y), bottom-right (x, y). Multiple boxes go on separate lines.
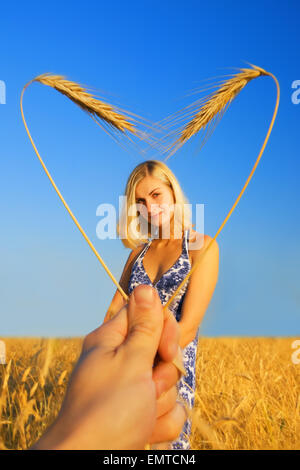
top-left (20, 61), bottom-right (280, 450)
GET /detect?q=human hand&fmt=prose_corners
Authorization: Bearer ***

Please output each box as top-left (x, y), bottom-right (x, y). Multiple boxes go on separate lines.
top-left (30, 284), bottom-right (187, 450)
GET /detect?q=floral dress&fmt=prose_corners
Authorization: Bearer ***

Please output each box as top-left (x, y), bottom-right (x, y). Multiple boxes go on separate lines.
top-left (127, 229), bottom-right (199, 449)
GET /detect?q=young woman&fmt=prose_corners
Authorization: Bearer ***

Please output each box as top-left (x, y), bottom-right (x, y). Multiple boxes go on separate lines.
top-left (103, 160), bottom-right (219, 450)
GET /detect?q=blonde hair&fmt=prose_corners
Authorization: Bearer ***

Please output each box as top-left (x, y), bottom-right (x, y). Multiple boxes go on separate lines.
top-left (117, 160), bottom-right (193, 249)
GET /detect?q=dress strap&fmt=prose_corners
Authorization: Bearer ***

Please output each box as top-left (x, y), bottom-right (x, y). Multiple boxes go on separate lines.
top-left (137, 231), bottom-right (189, 263)
top-left (184, 229), bottom-right (190, 258)
top-left (135, 239), bottom-right (151, 263)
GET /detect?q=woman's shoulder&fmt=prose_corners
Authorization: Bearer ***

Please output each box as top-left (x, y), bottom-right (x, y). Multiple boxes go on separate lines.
top-left (119, 242), bottom-right (149, 294)
top-left (188, 230), bottom-right (219, 262)
top-left (128, 241), bottom-right (148, 263)
top-left (188, 229), bottom-right (213, 245)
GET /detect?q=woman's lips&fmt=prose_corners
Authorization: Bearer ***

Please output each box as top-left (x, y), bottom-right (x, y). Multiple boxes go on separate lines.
top-left (150, 210), bottom-right (163, 218)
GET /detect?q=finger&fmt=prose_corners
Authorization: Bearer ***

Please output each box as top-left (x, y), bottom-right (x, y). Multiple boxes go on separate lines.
top-left (157, 307), bottom-right (180, 363)
top-left (152, 360), bottom-right (182, 399)
top-left (122, 285), bottom-right (164, 374)
top-left (148, 401), bottom-right (188, 445)
top-left (156, 385), bottom-right (178, 418)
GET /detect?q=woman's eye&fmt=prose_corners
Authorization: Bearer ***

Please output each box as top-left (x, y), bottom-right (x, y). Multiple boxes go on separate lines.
top-left (136, 194), bottom-right (159, 203)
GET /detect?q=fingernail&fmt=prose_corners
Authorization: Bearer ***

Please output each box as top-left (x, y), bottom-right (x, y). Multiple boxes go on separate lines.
top-left (134, 285), bottom-right (155, 306)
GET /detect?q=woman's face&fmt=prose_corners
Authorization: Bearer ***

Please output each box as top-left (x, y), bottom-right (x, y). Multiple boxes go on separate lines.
top-left (135, 176), bottom-right (175, 229)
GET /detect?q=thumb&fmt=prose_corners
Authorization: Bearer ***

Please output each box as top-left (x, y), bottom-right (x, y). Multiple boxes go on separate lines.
top-left (122, 284), bottom-right (164, 375)
top-left (81, 304), bottom-right (129, 355)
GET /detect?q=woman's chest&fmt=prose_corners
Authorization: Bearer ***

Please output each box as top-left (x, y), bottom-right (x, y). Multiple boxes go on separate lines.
top-left (143, 244), bottom-right (192, 285)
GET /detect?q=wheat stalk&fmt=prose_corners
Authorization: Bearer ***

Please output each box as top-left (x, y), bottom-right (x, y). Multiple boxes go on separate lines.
top-left (160, 62), bottom-right (280, 311)
top-left (32, 73), bottom-right (138, 134)
top-left (20, 76), bottom-right (185, 450)
top-left (154, 63), bottom-right (269, 161)
top-left (20, 74), bottom-right (159, 310)
top-left (158, 65), bottom-right (279, 449)
top-left (180, 66), bottom-right (267, 142)
top-left (27, 73), bottom-right (167, 153)
top-left (20, 66), bottom-right (280, 451)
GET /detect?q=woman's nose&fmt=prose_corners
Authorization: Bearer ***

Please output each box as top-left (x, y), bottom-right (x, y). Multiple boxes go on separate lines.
top-left (147, 202), bottom-right (160, 216)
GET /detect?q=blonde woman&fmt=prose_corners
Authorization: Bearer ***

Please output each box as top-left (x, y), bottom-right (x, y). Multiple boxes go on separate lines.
top-left (103, 160), bottom-right (219, 449)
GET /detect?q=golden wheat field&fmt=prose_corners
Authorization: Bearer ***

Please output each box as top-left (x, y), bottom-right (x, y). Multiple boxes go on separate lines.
top-left (0, 337), bottom-right (299, 450)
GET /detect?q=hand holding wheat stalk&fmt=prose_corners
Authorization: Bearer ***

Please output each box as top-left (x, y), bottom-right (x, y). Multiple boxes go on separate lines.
top-left (20, 63), bottom-right (280, 450)
top-left (20, 73), bottom-right (186, 379)
top-left (20, 73), bottom-right (187, 450)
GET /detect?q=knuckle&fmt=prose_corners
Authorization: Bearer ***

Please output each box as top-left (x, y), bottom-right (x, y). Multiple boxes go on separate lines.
top-left (131, 320), bottom-right (157, 338)
top-left (82, 324), bottom-right (103, 352)
top-left (82, 332), bottom-right (93, 351)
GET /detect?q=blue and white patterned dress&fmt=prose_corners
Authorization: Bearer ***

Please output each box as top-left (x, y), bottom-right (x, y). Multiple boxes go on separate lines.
top-left (128, 228), bottom-right (199, 450)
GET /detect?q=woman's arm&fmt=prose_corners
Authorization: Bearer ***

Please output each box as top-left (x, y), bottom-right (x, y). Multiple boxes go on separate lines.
top-left (177, 234), bottom-right (219, 349)
top-left (103, 244), bottom-right (145, 323)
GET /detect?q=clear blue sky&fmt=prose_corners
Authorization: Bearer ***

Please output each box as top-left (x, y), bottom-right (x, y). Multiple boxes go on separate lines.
top-left (0, 0), bottom-right (299, 337)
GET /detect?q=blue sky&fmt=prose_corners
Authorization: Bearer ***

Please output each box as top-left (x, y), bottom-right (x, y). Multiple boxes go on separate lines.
top-left (0, 0), bottom-right (299, 337)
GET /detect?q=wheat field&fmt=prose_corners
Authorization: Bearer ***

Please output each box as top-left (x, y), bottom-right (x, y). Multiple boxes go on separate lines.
top-left (0, 337), bottom-right (299, 450)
